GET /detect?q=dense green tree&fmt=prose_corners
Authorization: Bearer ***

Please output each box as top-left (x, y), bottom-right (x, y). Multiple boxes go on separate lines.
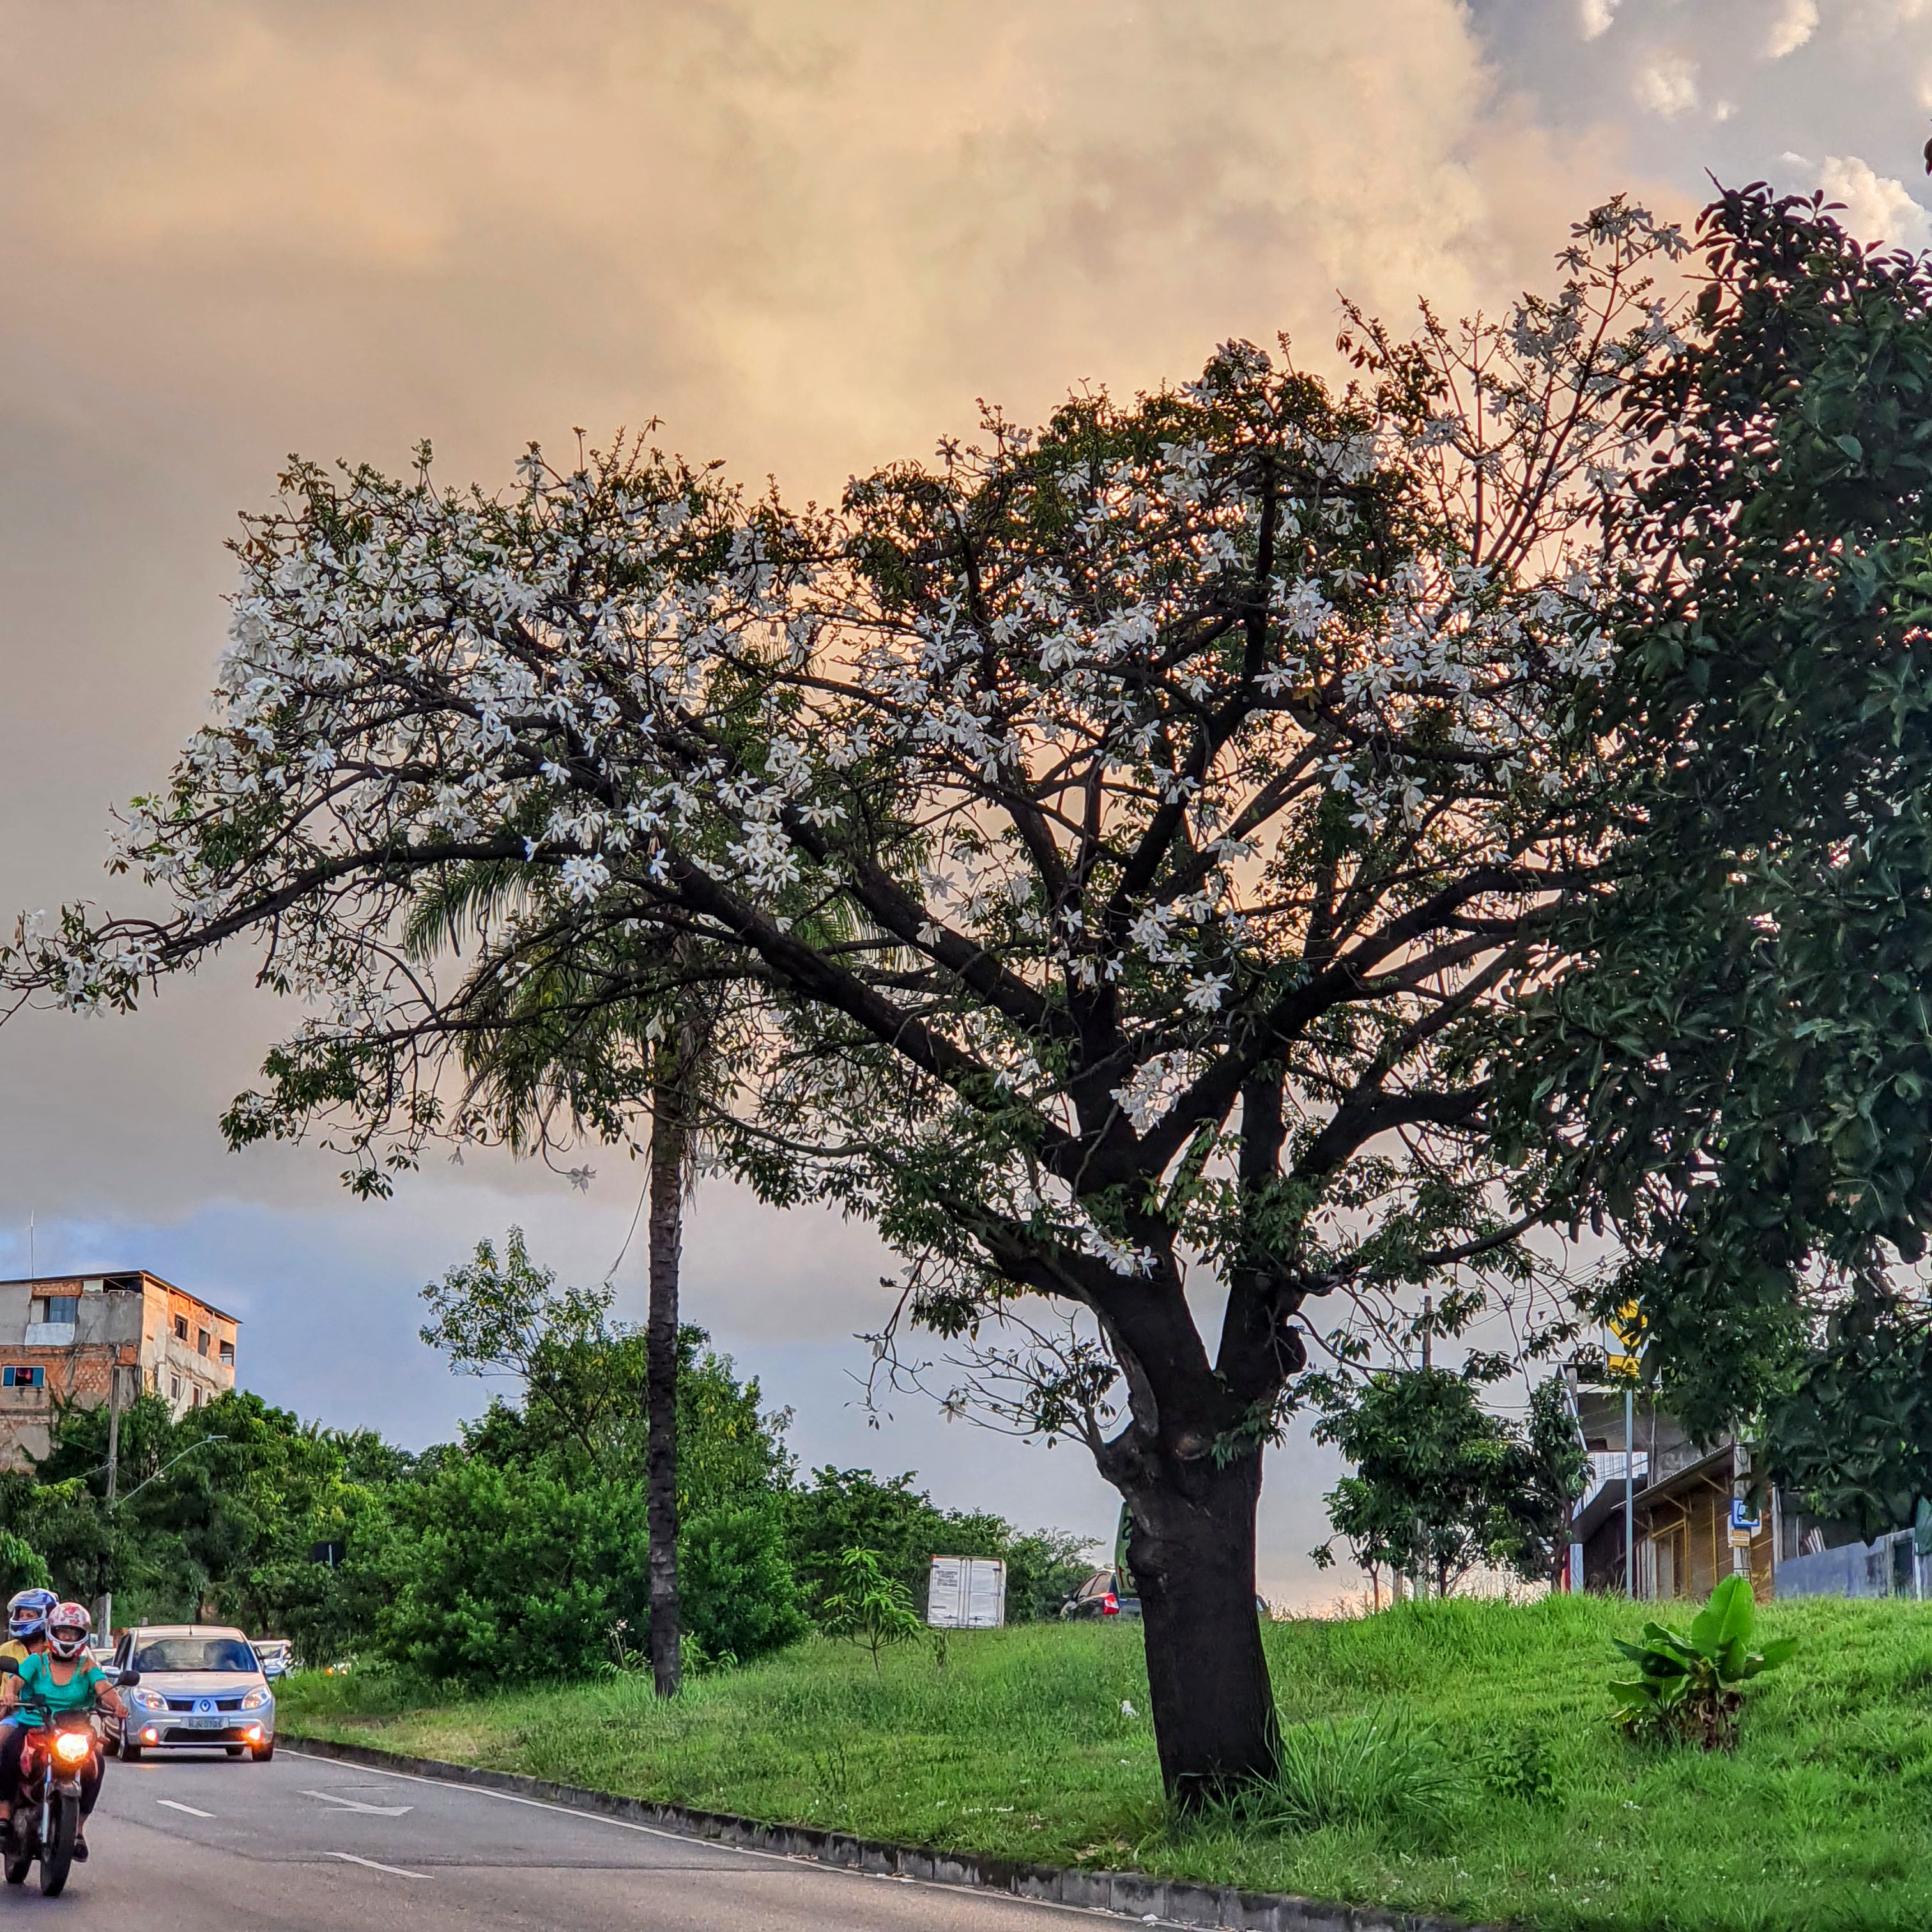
top-left (1510, 188), bottom-right (1932, 1482)
top-left (677, 1499), bottom-right (808, 1666)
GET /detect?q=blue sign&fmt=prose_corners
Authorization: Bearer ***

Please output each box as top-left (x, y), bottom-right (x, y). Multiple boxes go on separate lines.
top-left (1729, 1498), bottom-right (1762, 1535)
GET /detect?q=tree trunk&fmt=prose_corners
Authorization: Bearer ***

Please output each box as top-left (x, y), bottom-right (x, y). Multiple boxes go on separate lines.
top-left (1121, 1446), bottom-right (1277, 1806)
top-left (646, 1071), bottom-right (686, 1699)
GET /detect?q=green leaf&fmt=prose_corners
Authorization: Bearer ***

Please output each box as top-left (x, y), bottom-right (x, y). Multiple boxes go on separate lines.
top-left (1690, 1574), bottom-right (1754, 1659)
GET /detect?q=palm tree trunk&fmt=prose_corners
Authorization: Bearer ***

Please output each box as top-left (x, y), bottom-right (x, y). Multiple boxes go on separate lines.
top-left (646, 1060), bottom-right (686, 1698)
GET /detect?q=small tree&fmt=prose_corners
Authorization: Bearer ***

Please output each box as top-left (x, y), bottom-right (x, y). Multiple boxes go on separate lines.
top-left (818, 1545), bottom-right (928, 1676)
top-left (1312, 1371), bottom-right (1584, 1597)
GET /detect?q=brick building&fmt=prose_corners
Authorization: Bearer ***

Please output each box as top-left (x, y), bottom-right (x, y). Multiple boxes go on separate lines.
top-left (0, 1272), bottom-right (238, 1468)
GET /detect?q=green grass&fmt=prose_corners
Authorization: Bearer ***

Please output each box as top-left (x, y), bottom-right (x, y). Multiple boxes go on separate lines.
top-left (280, 1594), bottom-right (1932, 1931)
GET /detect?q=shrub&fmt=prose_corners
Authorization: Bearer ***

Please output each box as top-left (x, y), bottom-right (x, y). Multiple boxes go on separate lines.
top-left (678, 1499), bottom-right (808, 1667)
top-left (375, 1456), bottom-right (651, 1683)
top-left (1609, 1573), bottom-right (1797, 1749)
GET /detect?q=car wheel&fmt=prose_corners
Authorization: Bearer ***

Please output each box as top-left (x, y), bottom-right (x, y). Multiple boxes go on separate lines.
top-left (250, 1742), bottom-right (274, 1763)
top-left (118, 1739), bottom-right (143, 1763)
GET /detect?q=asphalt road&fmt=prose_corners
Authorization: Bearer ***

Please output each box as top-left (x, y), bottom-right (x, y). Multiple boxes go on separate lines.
top-left (10, 1745), bottom-right (1128, 1930)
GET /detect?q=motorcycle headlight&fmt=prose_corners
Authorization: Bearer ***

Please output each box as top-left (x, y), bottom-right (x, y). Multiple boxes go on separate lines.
top-left (240, 1688), bottom-right (270, 1710)
top-left (50, 1733), bottom-right (91, 1765)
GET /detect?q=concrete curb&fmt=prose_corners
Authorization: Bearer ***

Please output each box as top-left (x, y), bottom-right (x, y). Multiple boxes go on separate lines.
top-left (284, 1731), bottom-right (1486, 1932)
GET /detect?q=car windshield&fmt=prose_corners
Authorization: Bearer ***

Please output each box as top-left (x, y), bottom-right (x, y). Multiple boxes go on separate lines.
top-left (132, 1638), bottom-right (257, 1673)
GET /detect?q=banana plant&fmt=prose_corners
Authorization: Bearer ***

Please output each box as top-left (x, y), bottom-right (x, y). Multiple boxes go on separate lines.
top-left (1609, 1573), bottom-right (1797, 1749)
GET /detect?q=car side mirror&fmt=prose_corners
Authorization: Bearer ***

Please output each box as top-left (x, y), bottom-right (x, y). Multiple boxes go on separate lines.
top-left (116, 1670), bottom-right (141, 1688)
top-left (263, 1659), bottom-right (285, 1679)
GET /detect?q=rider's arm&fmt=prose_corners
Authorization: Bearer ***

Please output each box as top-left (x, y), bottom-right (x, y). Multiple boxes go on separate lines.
top-left (89, 1669), bottom-right (125, 1721)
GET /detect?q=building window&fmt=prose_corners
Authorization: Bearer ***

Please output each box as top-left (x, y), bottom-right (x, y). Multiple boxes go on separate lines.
top-left (218, 1340), bottom-right (234, 1367)
top-left (1, 1368), bottom-right (44, 1390)
top-left (33, 1297), bottom-right (77, 1325)
top-left (190, 1387), bottom-right (201, 1408)
top-left (197, 1329), bottom-right (210, 1357)
top-left (169, 1376), bottom-right (180, 1402)
top-left (173, 1315), bottom-right (188, 1342)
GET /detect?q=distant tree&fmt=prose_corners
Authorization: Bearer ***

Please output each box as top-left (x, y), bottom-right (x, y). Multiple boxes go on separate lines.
top-left (1312, 1370), bottom-right (1584, 1597)
top-left (784, 1466), bottom-right (1087, 1621)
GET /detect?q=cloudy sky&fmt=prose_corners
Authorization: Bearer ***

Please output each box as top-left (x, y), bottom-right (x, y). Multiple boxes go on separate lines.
top-left (3, 0), bottom-right (1928, 1606)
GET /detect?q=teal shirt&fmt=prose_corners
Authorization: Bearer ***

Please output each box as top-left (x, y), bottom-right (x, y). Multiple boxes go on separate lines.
top-left (10, 1653), bottom-right (104, 1729)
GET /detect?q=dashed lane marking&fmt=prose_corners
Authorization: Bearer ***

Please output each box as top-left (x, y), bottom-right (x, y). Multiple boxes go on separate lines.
top-left (324, 1851), bottom-right (427, 1879)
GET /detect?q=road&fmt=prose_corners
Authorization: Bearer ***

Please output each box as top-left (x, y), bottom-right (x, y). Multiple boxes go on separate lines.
top-left (12, 1745), bottom-right (1125, 1930)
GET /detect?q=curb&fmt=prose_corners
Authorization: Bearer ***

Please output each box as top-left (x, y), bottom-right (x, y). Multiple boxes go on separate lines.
top-left (284, 1731), bottom-right (1485, 1932)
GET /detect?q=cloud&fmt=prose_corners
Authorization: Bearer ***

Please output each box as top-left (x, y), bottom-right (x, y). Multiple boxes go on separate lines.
top-left (1766, 0), bottom-right (1819, 59)
top-left (1818, 155), bottom-right (1932, 249)
top-left (1579, 0), bottom-right (1623, 39)
top-left (1786, 150), bottom-right (1932, 250)
top-left (1634, 50), bottom-right (1699, 118)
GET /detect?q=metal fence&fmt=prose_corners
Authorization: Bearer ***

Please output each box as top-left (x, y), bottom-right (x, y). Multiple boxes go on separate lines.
top-left (1775, 1528), bottom-right (1929, 1600)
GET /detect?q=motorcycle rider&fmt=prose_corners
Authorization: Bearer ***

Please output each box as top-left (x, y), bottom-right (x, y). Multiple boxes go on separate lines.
top-left (0, 1590), bottom-right (57, 1677)
top-left (0, 1602), bottom-right (124, 1862)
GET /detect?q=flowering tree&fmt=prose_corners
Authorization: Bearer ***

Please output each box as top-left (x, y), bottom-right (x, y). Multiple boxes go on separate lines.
top-left (4, 204), bottom-right (1688, 1798)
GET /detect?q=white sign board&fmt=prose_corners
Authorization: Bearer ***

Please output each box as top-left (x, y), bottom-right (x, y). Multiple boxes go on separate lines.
top-left (926, 1555), bottom-right (1007, 1629)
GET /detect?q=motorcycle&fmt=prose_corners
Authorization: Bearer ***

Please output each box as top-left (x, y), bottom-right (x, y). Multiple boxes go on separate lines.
top-left (4, 1700), bottom-right (96, 1897)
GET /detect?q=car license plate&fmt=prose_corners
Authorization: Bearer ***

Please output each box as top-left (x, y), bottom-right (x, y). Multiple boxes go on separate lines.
top-left (176, 1714), bottom-right (223, 1728)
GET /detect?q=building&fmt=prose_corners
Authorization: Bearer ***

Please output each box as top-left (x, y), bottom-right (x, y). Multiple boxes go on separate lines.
top-left (0, 1272), bottom-right (238, 1468)
top-left (1568, 1383), bottom-right (1913, 1605)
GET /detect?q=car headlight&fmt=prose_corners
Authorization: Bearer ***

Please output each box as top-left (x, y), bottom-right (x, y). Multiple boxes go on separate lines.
top-left (240, 1688), bottom-right (270, 1711)
top-left (132, 1689), bottom-right (169, 1711)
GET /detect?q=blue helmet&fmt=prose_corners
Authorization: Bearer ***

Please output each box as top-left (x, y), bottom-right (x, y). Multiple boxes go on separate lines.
top-left (6, 1589), bottom-right (57, 1641)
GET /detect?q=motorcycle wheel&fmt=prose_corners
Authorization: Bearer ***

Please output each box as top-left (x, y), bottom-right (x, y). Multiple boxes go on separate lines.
top-left (40, 1793), bottom-right (76, 1897)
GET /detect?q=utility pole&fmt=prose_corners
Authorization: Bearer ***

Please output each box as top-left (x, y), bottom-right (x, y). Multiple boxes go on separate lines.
top-left (99, 1356), bottom-right (123, 1639)
top-left (1415, 1296), bottom-right (1433, 1602)
top-left (1624, 1380), bottom-right (1636, 1599)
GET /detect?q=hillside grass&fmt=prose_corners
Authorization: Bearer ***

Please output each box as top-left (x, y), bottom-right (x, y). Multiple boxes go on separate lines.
top-left (280, 1593), bottom-right (1932, 1931)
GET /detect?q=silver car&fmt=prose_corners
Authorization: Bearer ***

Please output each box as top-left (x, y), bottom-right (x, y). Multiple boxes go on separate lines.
top-left (107, 1625), bottom-right (276, 1762)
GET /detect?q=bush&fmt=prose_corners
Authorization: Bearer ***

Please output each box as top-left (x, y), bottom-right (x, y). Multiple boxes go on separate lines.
top-left (376, 1457), bottom-right (651, 1683)
top-left (678, 1500), bottom-right (808, 1667)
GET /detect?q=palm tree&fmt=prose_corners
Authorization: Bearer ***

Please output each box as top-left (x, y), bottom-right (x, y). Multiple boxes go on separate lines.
top-left (403, 865), bottom-right (719, 1696)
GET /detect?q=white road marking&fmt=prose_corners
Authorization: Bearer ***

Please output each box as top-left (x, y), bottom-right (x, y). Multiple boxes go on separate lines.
top-left (324, 1851), bottom-right (427, 1879)
top-left (282, 1747), bottom-right (1147, 1922)
top-left (155, 1798), bottom-right (214, 1818)
top-left (302, 1788), bottom-right (413, 1816)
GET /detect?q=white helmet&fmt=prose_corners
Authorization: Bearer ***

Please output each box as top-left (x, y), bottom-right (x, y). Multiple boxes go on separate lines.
top-left (45, 1602), bottom-right (89, 1661)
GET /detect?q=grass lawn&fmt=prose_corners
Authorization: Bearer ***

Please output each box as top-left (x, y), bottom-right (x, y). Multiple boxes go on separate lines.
top-left (280, 1593), bottom-right (1932, 1931)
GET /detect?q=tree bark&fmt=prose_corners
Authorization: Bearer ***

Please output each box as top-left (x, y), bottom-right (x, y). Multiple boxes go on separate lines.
top-left (1120, 1446), bottom-right (1277, 1806)
top-left (646, 1065), bottom-right (686, 1699)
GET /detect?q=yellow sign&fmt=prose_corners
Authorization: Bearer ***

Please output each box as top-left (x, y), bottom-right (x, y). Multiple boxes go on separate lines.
top-left (1607, 1353), bottom-right (1642, 1379)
